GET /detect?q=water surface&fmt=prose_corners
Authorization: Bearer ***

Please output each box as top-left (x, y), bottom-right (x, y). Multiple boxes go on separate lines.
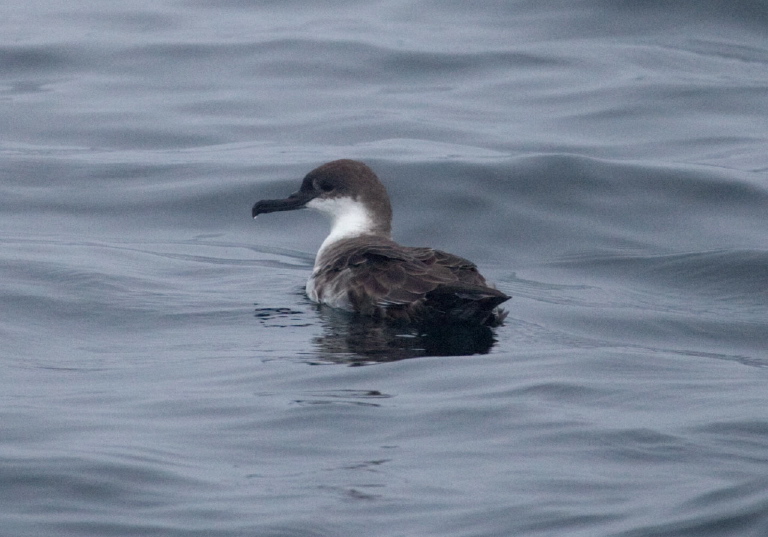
top-left (2, 1), bottom-right (768, 535)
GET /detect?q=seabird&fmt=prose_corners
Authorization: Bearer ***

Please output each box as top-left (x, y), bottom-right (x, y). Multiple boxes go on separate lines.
top-left (252, 159), bottom-right (510, 326)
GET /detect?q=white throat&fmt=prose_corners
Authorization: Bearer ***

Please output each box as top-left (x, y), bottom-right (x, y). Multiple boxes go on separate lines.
top-left (307, 197), bottom-right (381, 265)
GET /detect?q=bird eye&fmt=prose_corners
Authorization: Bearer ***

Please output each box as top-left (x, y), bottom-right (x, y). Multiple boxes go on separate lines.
top-left (318, 181), bottom-right (334, 192)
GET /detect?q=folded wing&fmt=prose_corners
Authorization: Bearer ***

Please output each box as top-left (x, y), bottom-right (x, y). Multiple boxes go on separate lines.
top-left (315, 238), bottom-right (510, 325)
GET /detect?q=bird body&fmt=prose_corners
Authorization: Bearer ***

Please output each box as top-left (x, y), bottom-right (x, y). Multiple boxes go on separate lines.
top-left (252, 159), bottom-right (509, 326)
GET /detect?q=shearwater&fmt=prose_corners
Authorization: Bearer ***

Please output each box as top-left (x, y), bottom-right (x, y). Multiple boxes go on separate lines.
top-left (252, 159), bottom-right (510, 326)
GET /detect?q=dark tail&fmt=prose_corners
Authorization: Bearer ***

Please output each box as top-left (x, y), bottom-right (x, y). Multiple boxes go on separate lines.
top-left (424, 284), bottom-right (510, 326)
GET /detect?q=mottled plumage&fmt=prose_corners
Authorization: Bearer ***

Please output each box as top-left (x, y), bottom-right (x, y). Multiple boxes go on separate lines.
top-left (252, 159), bottom-right (510, 326)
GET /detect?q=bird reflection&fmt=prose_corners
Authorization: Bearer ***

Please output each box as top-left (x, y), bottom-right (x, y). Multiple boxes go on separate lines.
top-left (310, 306), bottom-right (499, 364)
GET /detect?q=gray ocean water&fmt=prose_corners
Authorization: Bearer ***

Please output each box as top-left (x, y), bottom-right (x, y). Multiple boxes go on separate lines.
top-left (3, 1), bottom-right (768, 535)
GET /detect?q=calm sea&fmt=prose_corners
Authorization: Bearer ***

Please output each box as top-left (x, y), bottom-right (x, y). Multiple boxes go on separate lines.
top-left (2, 1), bottom-right (768, 535)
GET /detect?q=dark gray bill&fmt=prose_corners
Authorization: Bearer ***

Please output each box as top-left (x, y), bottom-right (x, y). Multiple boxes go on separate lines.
top-left (252, 190), bottom-right (316, 218)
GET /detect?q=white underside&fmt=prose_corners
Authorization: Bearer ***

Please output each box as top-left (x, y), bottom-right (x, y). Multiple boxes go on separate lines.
top-left (306, 197), bottom-right (377, 269)
top-left (305, 270), bottom-right (354, 310)
top-left (305, 196), bottom-right (379, 307)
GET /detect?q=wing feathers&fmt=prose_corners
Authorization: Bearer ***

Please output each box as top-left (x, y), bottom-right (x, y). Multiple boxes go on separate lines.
top-left (314, 237), bottom-right (510, 325)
